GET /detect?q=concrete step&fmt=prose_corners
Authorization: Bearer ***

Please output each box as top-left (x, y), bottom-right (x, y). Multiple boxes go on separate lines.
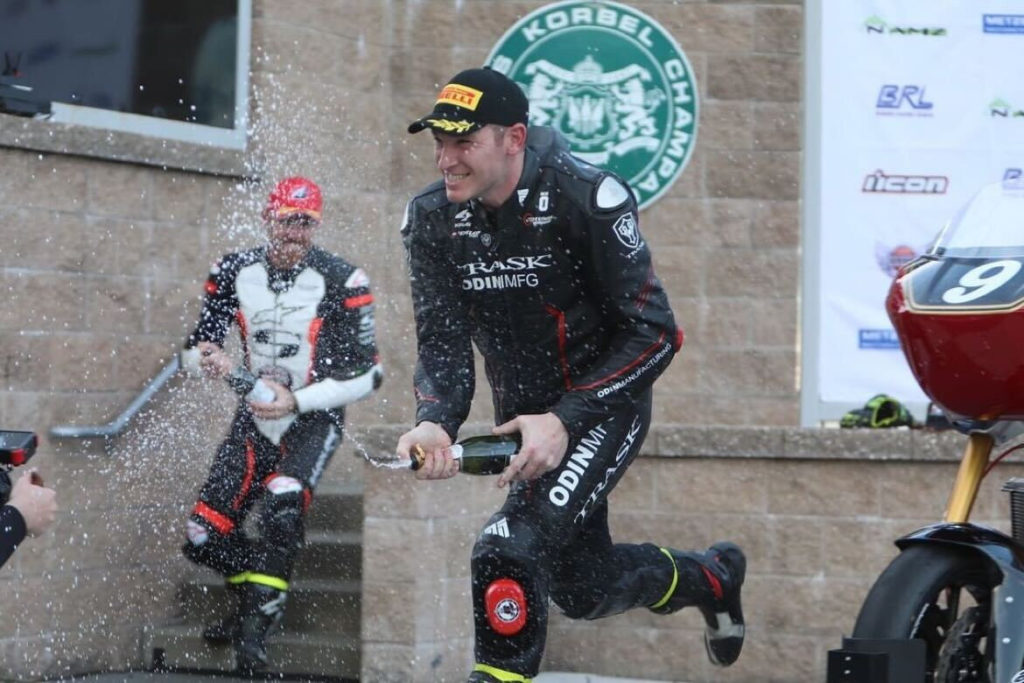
top-left (179, 576), bottom-right (361, 637)
top-left (145, 623), bottom-right (359, 679)
top-left (305, 482), bottom-right (363, 533)
top-left (294, 529), bottom-right (362, 581)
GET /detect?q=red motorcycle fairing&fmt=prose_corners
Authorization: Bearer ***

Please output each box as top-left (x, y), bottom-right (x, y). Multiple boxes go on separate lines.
top-left (888, 255), bottom-right (1024, 420)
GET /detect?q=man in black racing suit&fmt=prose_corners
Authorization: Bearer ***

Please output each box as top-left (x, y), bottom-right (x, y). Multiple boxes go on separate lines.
top-left (180, 176), bottom-right (382, 673)
top-left (397, 68), bottom-right (746, 682)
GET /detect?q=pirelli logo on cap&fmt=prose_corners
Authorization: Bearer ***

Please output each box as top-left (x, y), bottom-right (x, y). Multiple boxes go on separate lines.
top-left (437, 84), bottom-right (483, 110)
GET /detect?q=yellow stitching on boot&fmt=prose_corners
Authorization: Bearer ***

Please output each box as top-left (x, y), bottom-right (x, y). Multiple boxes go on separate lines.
top-left (649, 547), bottom-right (678, 610)
top-left (244, 572), bottom-right (289, 591)
top-left (473, 663), bottom-right (532, 682)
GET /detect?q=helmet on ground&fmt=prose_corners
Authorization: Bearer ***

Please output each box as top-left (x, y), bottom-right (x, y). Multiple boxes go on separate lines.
top-left (263, 176), bottom-right (323, 221)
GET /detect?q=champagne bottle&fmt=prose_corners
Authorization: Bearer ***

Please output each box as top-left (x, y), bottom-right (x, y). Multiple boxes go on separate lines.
top-left (226, 366), bottom-right (276, 403)
top-left (410, 434), bottom-right (521, 475)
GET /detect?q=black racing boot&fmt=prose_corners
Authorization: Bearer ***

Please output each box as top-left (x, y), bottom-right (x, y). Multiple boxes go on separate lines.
top-left (649, 542), bottom-right (746, 667)
top-left (234, 584), bottom-right (287, 674)
top-left (202, 581), bottom-right (243, 645)
top-left (202, 613), bottom-right (238, 646)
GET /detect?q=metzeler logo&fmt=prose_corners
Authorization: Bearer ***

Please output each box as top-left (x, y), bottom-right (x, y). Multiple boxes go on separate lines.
top-left (863, 170), bottom-right (948, 194)
top-left (864, 16), bottom-right (946, 36)
top-left (984, 14), bottom-right (1024, 34)
top-left (485, 0), bottom-right (697, 210)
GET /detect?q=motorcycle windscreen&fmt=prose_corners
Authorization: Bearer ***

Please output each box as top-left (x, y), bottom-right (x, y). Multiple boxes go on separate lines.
top-left (888, 179), bottom-right (1024, 420)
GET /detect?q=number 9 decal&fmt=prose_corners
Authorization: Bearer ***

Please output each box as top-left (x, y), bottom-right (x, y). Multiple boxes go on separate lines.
top-left (942, 260), bottom-right (1023, 304)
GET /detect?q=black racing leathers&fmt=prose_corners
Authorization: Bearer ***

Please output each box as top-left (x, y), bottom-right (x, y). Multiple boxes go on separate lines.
top-left (402, 126), bottom-right (681, 443)
top-left (0, 504), bottom-right (26, 568)
top-left (403, 126), bottom-right (685, 677)
top-left (181, 245), bottom-right (380, 582)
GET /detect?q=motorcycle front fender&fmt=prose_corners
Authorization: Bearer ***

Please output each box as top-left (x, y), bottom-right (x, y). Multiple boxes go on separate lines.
top-left (898, 522), bottom-right (1024, 683)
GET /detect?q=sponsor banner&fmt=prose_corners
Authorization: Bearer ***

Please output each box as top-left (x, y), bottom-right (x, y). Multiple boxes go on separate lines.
top-left (812, 1), bottom-right (1024, 412)
top-left (485, 0), bottom-right (697, 210)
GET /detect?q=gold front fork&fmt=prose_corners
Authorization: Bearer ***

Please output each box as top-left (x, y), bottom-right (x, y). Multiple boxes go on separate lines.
top-left (944, 432), bottom-right (995, 523)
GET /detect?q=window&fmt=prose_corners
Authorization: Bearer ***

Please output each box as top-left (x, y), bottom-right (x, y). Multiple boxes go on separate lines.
top-left (0, 0), bottom-right (251, 154)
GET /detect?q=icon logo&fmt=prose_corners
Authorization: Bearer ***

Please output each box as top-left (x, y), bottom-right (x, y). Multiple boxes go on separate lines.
top-left (486, 0), bottom-right (698, 210)
top-left (862, 170), bottom-right (948, 194)
top-left (876, 85), bottom-right (934, 115)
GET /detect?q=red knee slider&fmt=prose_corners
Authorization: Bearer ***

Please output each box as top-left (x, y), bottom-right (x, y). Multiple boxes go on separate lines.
top-left (485, 578), bottom-right (527, 636)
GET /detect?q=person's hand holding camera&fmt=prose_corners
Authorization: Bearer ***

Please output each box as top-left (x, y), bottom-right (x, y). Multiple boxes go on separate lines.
top-left (8, 469), bottom-right (57, 537)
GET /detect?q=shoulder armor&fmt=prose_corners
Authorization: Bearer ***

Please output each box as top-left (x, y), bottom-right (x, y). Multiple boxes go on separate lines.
top-left (594, 175), bottom-right (631, 212)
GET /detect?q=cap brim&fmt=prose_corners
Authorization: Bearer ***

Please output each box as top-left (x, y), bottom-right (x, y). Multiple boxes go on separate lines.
top-left (407, 115), bottom-right (484, 135)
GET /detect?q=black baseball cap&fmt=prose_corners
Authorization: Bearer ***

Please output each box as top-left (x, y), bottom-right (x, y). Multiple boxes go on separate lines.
top-left (407, 67), bottom-right (529, 136)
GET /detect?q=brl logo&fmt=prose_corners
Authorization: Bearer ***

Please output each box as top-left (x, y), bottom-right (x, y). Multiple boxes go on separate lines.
top-left (485, 0), bottom-right (697, 210)
top-left (876, 85), bottom-right (934, 116)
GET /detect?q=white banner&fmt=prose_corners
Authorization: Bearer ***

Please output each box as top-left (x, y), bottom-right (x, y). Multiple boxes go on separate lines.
top-left (807, 0), bottom-right (1024, 421)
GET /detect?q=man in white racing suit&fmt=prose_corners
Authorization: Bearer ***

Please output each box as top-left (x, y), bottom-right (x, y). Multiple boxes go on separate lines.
top-left (179, 176), bottom-right (382, 673)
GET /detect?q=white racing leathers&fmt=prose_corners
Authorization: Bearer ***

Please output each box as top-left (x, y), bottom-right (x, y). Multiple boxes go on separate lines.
top-left (180, 245), bottom-right (381, 582)
top-left (182, 245), bottom-right (382, 444)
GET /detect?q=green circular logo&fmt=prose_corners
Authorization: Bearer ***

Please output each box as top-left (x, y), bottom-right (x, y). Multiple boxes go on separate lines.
top-left (486, 0), bottom-right (698, 210)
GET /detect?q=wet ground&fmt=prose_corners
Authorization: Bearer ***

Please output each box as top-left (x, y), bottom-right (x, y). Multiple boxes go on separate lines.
top-left (58, 672), bottom-right (664, 682)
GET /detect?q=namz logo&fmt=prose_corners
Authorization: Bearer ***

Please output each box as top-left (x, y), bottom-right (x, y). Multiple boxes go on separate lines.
top-left (991, 98), bottom-right (1024, 118)
top-left (864, 16), bottom-right (946, 36)
top-left (863, 170), bottom-right (948, 194)
top-left (876, 85), bottom-right (933, 115)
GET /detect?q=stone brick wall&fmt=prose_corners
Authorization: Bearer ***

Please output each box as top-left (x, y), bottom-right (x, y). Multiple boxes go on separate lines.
top-left (361, 425), bottom-right (1023, 683)
top-left (0, 0), bottom-right (811, 679)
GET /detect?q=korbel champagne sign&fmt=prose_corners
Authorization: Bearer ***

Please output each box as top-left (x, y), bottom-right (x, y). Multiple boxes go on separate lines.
top-left (487, 0), bottom-right (698, 210)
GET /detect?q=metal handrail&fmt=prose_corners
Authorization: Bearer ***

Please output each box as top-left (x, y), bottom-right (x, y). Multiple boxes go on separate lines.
top-left (49, 355), bottom-right (181, 439)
